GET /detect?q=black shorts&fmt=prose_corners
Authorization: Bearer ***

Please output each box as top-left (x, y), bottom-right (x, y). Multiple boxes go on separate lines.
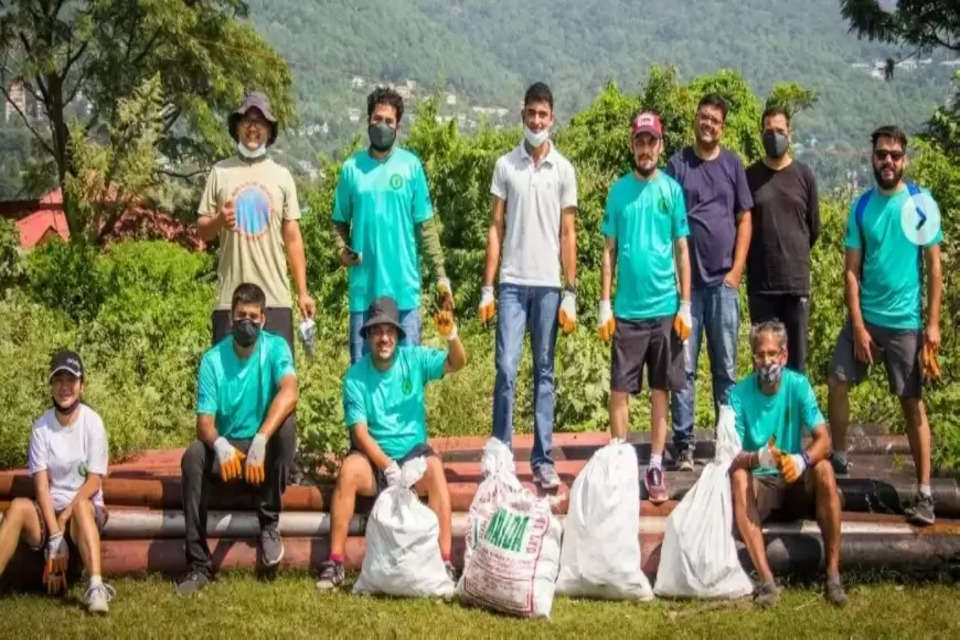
top-left (348, 442), bottom-right (438, 495)
top-left (752, 473), bottom-right (816, 522)
top-left (829, 320), bottom-right (922, 398)
top-left (610, 315), bottom-right (684, 394)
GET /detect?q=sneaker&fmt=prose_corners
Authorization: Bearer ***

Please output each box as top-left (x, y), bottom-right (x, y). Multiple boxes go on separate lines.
top-left (677, 448), bottom-right (695, 472)
top-left (444, 561), bottom-right (458, 583)
top-left (905, 492), bottom-right (936, 525)
top-left (315, 561), bottom-right (345, 591)
top-left (644, 466), bottom-right (669, 504)
top-left (825, 576), bottom-right (848, 608)
top-left (533, 464), bottom-right (561, 490)
top-left (754, 579), bottom-right (779, 608)
top-left (85, 582), bottom-right (115, 614)
top-left (831, 450), bottom-right (850, 475)
top-left (174, 569), bottom-right (211, 596)
top-left (259, 525), bottom-right (285, 566)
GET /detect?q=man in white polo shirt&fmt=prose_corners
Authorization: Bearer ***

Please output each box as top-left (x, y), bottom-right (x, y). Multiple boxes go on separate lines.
top-left (479, 82), bottom-right (578, 489)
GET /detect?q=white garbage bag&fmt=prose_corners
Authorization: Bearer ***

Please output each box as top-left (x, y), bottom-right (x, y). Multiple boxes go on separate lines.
top-left (354, 456), bottom-right (455, 597)
top-left (556, 439), bottom-right (654, 601)
top-left (654, 405), bottom-right (754, 599)
top-left (457, 438), bottom-right (562, 618)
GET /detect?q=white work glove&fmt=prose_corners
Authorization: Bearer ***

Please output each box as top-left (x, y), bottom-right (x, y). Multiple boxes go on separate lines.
top-left (673, 300), bottom-right (692, 341)
top-left (43, 531), bottom-right (69, 594)
top-left (779, 453), bottom-right (807, 484)
top-left (597, 299), bottom-right (615, 342)
top-left (558, 289), bottom-right (577, 334)
top-left (478, 285), bottom-right (496, 326)
top-left (213, 436), bottom-right (246, 482)
top-left (758, 443), bottom-right (777, 470)
top-left (245, 433), bottom-right (268, 485)
top-left (383, 461), bottom-right (402, 487)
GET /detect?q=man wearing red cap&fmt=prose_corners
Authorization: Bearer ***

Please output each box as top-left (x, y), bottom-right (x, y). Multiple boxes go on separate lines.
top-left (196, 91), bottom-right (315, 352)
top-left (598, 111), bottom-right (691, 503)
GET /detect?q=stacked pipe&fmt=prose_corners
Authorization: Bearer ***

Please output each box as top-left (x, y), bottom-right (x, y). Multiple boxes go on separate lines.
top-left (1, 427), bottom-right (960, 583)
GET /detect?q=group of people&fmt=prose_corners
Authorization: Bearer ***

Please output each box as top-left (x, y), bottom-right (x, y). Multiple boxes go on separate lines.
top-left (0, 79), bottom-right (943, 612)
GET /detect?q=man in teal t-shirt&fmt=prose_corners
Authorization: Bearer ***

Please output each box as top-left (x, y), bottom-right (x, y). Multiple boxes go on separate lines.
top-left (728, 321), bottom-right (845, 608)
top-left (827, 126), bottom-right (943, 526)
top-left (177, 283), bottom-right (298, 594)
top-left (315, 296), bottom-right (467, 591)
top-left (332, 86), bottom-right (452, 363)
top-left (597, 112), bottom-right (692, 504)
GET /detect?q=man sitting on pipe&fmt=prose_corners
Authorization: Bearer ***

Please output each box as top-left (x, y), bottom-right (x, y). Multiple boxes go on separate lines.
top-left (315, 295), bottom-right (466, 590)
top-left (175, 282), bottom-right (298, 595)
top-left (728, 320), bottom-right (846, 608)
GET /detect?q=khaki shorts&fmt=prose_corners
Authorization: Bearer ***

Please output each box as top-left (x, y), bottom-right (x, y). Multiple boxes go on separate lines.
top-left (752, 473), bottom-right (815, 522)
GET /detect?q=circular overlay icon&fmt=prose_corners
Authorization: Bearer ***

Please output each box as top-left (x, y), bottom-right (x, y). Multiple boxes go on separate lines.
top-left (389, 174), bottom-right (404, 190)
top-left (235, 186), bottom-right (271, 236)
top-left (901, 190), bottom-right (941, 246)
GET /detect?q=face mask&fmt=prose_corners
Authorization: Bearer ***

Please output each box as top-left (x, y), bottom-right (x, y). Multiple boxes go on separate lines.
top-left (233, 318), bottom-right (261, 348)
top-left (757, 362), bottom-right (784, 386)
top-left (52, 397), bottom-right (81, 415)
top-left (523, 125), bottom-right (549, 148)
top-left (237, 141), bottom-right (267, 160)
top-left (368, 123), bottom-right (396, 152)
top-left (762, 131), bottom-right (789, 159)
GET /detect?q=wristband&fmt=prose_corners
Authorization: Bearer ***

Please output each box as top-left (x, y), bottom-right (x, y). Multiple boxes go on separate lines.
top-left (801, 450), bottom-right (812, 468)
top-left (446, 323), bottom-right (458, 341)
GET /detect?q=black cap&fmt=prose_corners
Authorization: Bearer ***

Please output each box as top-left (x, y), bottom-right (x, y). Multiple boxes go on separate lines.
top-left (228, 91), bottom-right (278, 146)
top-left (360, 296), bottom-right (406, 340)
top-left (49, 350), bottom-right (84, 381)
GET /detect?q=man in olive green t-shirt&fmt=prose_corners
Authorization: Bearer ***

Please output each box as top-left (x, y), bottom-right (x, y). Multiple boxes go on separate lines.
top-left (197, 91), bottom-right (315, 351)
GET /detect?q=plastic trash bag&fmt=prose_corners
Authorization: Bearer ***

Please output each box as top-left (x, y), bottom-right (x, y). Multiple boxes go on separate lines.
top-left (354, 456), bottom-right (455, 597)
top-left (457, 438), bottom-right (562, 618)
top-left (556, 439), bottom-right (654, 600)
top-left (654, 405), bottom-right (754, 599)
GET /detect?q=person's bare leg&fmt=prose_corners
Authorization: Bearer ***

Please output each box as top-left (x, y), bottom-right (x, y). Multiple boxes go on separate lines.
top-left (68, 499), bottom-right (101, 577)
top-left (417, 456), bottom-right (452, 558)
top-left (650, 389), bottom-right (668, 457)
top-left (731, 468), bottom-right (773, 583)
top-left (329, 454), bottom-right (376, 558)
top-left (900, 397), bottom-right (931, 486)
top-left (609, 390), bottom-right (630, 440)
top-left (0, 498), bottom-right (42, 574)
top-left (810, 461), bottom-right (842, 577)
top-left (827, 377), bottom-right (850, 452)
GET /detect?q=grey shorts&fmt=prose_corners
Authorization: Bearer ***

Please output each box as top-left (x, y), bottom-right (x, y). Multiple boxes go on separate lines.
top-left (610, 315), bottom-right (684, 394)
top-left (752, 474), bottom-right (815, 522)
top-left (347, 442), bottom-right (437, 496)
top-left (829, 321), bottom-right (922, 398)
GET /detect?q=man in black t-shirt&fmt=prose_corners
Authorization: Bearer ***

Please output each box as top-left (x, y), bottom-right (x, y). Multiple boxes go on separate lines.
top-left (745, 105), bottom-right (820, 372)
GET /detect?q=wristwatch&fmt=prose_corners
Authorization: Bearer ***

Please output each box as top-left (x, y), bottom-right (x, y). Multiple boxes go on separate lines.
top-left (563, 281), bottom-right (577, 295)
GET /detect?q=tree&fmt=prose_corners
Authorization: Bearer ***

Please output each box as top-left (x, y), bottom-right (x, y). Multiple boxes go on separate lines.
top-left (840, 0), bottom-right (960, 52)
top-left (0, 0), bottom-right (295, 235)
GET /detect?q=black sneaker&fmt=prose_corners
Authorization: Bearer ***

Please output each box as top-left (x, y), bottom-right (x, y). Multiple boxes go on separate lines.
top-left (905, 492), bottom-right (935, 525)
top-left (830, 450), bottom-right (850, 475)
top-left (315, 561), bottom-right (345, 591)
top-left (259, 525), bottom-right (285, 566)
top-left (677, 448), bottom-right (695, 472)
top-left (175, 569), bottom-right (212, 595)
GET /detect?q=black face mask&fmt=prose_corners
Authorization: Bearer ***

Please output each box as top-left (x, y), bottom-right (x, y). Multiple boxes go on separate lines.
top-left (762, 131), bottom-right (789, 159)
top-left (233, 318), bottom-right (261, 348)
top-left (52, 397), bottom-right (81, 415)
top-left (368, 123), bottom-right (396, 152)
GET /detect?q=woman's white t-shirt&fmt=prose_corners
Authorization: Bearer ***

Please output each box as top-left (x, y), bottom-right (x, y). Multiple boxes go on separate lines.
top-left (27, 404), bottom-right (108, 511)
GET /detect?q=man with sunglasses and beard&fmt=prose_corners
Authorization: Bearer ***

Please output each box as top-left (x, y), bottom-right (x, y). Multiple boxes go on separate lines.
top-left (598, 112), bottom-right (691, 503)
top-left (826, 126), bottom-right (943, 525)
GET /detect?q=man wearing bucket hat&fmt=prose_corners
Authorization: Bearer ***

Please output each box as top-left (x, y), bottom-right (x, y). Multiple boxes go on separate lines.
top-left (315, 296), bottom-right (466, 590)
top-left (197, 90), bottom-right (314, 353)
top-left (332, 86), bottom-right (452, 363)
top-left (599, 111), bottom-right (691, 504)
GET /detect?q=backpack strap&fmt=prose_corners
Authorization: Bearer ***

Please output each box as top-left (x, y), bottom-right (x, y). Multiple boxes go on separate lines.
top-left (854, 188), bottom-right (874, 262)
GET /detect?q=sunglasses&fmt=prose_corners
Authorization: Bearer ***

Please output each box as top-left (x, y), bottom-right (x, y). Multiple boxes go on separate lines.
top-left (873, 149), bottom-right (905, 161)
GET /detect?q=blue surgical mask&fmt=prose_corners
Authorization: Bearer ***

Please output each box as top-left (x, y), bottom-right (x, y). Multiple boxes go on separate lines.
top-left (237, 141), bottom-right (267, 160)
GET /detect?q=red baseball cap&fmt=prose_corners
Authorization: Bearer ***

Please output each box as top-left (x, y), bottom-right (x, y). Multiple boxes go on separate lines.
top-left (631, 112), bottom-right (663, 139)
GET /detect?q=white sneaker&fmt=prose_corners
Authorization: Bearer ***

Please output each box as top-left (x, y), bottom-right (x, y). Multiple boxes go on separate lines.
top-left (533, 464), bottom-right (561, 490)
top-left (85, 582), bottom-right (116, 614)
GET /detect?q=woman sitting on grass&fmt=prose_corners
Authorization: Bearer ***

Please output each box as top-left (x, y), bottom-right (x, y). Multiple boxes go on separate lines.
top-left (0, 350), bottom-right (114, 613)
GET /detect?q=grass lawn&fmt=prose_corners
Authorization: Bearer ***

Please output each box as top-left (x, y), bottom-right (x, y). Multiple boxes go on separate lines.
top-left (2, 571), bottom-right (959, 639)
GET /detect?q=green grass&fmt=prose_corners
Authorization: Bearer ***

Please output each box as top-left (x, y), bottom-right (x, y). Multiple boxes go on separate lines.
top-left (3, 572), bottom-right (960, 639)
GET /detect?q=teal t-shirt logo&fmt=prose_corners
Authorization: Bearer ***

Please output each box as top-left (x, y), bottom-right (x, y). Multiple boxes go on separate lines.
top-left (77, 461), bottom-right (88, 479)
top-left (389, 174), bottom-right (404, 190)
top-left (402, 377), bottom-right (413, 395)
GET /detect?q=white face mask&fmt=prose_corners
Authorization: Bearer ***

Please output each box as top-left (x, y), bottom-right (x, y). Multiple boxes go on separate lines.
top-left (523, 125), bottom-right (550, 149)
top-left (237, 141), bottom-right (267, 160)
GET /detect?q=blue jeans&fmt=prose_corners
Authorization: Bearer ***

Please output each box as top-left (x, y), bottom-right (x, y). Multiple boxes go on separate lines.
top-left (349, 308), bottom-right (422, 363)
top-left (670, 282), bottom-right (740, 451)
top-left (492, 284), bottom-right (560, 468)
